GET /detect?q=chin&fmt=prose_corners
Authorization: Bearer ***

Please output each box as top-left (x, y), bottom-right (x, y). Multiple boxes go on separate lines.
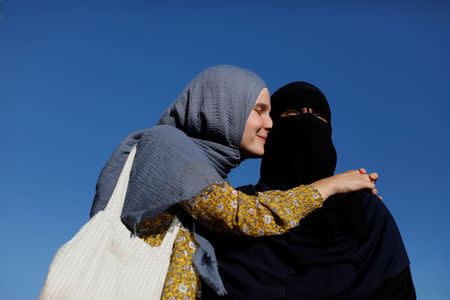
top-left (240, 142), bottom-right (265, 159)
top-left (244, 149), bottom-right (264, 159)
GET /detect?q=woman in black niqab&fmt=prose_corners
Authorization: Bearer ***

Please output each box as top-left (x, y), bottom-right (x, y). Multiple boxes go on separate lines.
top-left (201, 82), bottom-right (415, 299)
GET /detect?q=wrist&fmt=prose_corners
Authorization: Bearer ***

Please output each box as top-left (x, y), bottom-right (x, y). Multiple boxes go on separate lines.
top-left (311, 178), bottom-right (332, 201)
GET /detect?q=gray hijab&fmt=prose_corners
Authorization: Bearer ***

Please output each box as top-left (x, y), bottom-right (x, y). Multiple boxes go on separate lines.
top-left (158, 64), bottom-right (266, 176)
top-left (90, 65), bottom-right (266, 295)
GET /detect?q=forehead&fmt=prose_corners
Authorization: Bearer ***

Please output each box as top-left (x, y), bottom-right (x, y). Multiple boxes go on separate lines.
top-left (271, 87), bottom-right (330, 120)
top-left (254, 88), bottom-right (271, 106)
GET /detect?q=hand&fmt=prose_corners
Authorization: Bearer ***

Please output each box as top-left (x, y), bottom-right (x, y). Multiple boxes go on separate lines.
top-left (311, 169), bottom-right (376, 201)
top-left (358, 168), bottom-right (382, 199)
top-left (358, 168), bottom-right (378, 182)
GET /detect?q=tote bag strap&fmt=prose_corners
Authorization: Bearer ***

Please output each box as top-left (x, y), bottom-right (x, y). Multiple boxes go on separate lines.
top-left (104, 145), bottom-right (137, 218)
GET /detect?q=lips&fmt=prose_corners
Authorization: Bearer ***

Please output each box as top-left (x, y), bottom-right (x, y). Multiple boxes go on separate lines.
top-left (257, 135), bottom-right (267, 141)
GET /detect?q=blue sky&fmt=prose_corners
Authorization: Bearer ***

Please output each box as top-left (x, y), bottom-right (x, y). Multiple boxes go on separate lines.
top-left (2, 1), bottom-right (449, 299)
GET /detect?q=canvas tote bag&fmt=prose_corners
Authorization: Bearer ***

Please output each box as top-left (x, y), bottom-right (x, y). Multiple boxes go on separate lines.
top-left (40, 146), bottom-right (181, 300)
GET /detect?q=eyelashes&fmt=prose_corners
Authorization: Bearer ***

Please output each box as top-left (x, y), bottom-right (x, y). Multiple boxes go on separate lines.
top-left (280, 109), bottom-right (328, 123)
top-left (311, 113), bottom-right (328, 123)
top-left (254, 104), bottom-right (270, 114)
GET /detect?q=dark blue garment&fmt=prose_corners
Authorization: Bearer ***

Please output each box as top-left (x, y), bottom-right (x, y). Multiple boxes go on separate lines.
top-left (201, 183), bottom-right (411, 299)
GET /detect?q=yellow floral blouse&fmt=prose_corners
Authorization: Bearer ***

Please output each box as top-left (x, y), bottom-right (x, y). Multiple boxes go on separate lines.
top-left (138, 182), bottom-right (323, 300)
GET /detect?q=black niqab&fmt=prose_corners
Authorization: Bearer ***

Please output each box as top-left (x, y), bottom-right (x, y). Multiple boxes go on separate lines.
top-left (260, 113), bottom-right (337, 190)
top-left (260, 81), bottom-right (367, 240)
top-left (269, 81), bottom-right (331, 123)
top-left (200, 82), bottom-right (412, 299)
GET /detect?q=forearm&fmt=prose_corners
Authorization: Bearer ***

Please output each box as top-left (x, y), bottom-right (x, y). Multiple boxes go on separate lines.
top-left (181, 182), bottom-right (323, 236)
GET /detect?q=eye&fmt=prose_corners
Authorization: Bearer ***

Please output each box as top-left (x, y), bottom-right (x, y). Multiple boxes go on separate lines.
top-left (280, 108), bottom-right (328, 123)
top-left (280, 109), bottom-right (300, 117)
top-left (313, 113), bottom-right (328, 123)
top-left (254, 104), bottom-right (269, 114)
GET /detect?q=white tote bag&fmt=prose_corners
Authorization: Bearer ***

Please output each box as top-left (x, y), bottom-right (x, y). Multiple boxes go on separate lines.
top-left (40, 146), bottom-right (181, 300)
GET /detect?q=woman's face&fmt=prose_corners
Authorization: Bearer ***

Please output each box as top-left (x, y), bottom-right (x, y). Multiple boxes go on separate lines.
top-left (280, 107), bottom-right (328, 123)
top-left (240, 88), bottom-right (272, 158)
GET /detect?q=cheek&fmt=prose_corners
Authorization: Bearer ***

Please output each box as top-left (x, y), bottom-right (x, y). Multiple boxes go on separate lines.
top-left (241, 113), bottom-right (260, 146)
top-left (251, 114), bottom-right (265, 130)
top-left (244, 112), bottom-right (261, 133)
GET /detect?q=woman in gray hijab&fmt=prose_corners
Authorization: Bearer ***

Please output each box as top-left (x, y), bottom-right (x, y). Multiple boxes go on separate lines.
top-left (91, 65), bottom-right (378, 298)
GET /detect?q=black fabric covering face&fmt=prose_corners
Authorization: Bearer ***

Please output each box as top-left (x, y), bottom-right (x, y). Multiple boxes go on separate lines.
top-left (261, 81), bottom-right (335, 189)
top-left (269, 81), bottom-right (331, 123)
top-left (261, 81), bottom-right (334, 187)
top-left (200, 82), bottom-right (413, 299)
top-left (260, 81), bottom-right (368, 240)
top-left (260, 113), bottom-right (337, 190)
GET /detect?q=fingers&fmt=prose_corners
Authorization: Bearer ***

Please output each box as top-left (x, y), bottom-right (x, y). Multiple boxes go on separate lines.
top-left (333, 170), bottom-right (379, 195)
top-left (343, 170), bottom-right (359, 174)
top-left (362, 173), bottom-right (381, 198)
top-left (369, 172), bottom-right (379, 183)
top-left (357, 169), bottom-right (379, 182)
top-left (352, 173), bottom-right (375, 191)
top-left (357, 169), bottom-right (379, 186)
top-left (373, 189), bottom-right (383, 200)
top-left (362, 174), bottom-right (376, 190)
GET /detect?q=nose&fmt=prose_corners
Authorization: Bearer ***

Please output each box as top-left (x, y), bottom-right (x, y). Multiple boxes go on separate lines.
top-left (265, 114), bottom-right (273, 130)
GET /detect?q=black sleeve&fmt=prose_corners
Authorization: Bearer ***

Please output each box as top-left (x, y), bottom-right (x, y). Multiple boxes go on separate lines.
top-left (373, 267), bottom-right (416, 300)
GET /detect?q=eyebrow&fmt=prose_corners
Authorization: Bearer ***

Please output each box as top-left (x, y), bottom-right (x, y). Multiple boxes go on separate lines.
top-left (283, 107), bottom-right (316, 113)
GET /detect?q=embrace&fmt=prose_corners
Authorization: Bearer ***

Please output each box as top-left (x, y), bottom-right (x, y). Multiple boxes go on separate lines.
top-left (43, 65), bottom-right (415, 300)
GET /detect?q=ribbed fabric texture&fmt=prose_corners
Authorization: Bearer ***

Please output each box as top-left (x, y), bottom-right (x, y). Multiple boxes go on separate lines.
top-left (89, 65), bottom-right (266, 295)
top-left (40, 147), bottom-right (181, 300)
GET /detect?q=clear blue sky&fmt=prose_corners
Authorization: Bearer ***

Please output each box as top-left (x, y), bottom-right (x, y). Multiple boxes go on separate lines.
top-left (2, 1), bottom-right (449, 299)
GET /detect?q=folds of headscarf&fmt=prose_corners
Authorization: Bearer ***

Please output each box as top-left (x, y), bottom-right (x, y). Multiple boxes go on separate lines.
top-left (90, 65), bottom-right (266, 295)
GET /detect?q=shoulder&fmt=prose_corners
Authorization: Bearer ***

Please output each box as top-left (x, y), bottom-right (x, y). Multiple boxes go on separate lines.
top-left (141, 125), bottom-right (188, 139)
top-left (135, 126), bottom-right (220, 177)
top-left (137, 125), bottom-right (196, 149)
top-left (361, 190), bottom-right (389, 211)
top-left (359, 190), bottom-right (399, 227)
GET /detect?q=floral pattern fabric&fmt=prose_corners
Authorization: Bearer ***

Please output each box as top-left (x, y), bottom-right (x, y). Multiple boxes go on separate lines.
top-left (138, 182), bottom-right (323, 299)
